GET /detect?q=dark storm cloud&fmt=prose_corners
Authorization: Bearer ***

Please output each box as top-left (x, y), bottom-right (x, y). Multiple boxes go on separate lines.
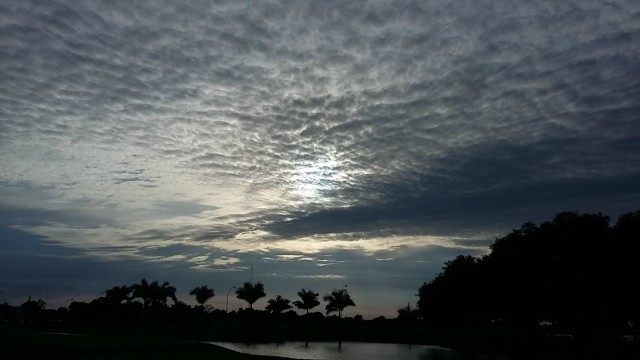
top-left (0, 181), bottom-right (118, 229)
top-left (266, 140), bottom-right (640, 238)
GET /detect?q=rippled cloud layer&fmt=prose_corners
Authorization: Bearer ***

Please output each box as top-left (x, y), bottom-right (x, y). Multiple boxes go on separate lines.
top-left (1, 0), bottom-right (639, 316)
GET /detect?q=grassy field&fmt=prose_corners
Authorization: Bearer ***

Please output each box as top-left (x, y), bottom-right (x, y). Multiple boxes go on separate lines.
top-left (2, 324), bottom-right (638, 360)
top-left (0, 329), bottom-right (284, 360)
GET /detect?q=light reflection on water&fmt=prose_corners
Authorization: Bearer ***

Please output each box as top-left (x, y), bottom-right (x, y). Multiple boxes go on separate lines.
top-left (207, 341), bottom-right (473, 360)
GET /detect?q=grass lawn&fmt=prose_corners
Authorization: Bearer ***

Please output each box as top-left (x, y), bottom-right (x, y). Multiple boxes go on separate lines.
top-left (0, 329), bottom-right (284, 360)
top-left (2, 325), bottom-right (638, 360)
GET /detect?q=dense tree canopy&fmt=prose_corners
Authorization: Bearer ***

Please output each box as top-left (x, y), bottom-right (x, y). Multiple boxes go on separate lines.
top-left (104, 285), bottom-right (132, 305)
top-left (417, 211), bottom-right (640, 332)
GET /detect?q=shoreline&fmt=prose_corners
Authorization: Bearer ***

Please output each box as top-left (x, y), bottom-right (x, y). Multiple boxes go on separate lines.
top-left (2, 324), bottom-right (639, 360)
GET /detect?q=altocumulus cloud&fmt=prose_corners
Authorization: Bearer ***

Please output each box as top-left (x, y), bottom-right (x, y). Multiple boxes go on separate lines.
top-left (0, 0), bottom-right (639, 317)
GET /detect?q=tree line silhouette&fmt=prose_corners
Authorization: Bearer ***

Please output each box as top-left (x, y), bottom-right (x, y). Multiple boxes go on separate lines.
top-left (2, 209), bottom-right (638, 342)
top-left (416, 210), bottom-right (640, 334)
top-left (0, 279), bottom-right (357, 328)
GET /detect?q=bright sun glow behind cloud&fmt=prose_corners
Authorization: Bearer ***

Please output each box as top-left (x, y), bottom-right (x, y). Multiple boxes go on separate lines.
top-left (290, 154), bottom-right (345, 202)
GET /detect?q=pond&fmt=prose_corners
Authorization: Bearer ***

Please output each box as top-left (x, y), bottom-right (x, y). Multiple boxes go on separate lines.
top-left (207, 341), bottom-right (510, 360)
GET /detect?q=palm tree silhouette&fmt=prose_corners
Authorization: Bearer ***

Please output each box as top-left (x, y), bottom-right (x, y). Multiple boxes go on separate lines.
top-left (189, 285), bottom-right (215, 307)
top-left (323, 288), bottom-right (355, 318)
top-left (265, 295), bottom-right (292, 314)
top-left (235, 281), bottom-right (266, 309)
top-left (105, 285), bottom-right (132, 305)
top-left (132, 279), bottom-right (177, 307)
top-left (156, 281), bottom-right (177, 306)
top-left (293, 289), bottom-right (320, 315)
top-left (132, 279), bottom-right (154, 307)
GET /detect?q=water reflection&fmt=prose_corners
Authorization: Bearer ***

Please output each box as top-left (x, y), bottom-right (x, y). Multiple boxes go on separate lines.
top-left (207, 341), bottom-right (487, 360)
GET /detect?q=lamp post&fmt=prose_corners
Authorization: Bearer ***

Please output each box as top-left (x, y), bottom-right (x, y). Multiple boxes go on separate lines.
top-left (226, 286), bottom-right (236, 313)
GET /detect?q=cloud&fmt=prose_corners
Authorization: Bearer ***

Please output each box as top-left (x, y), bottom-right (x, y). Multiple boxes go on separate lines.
top-left (0, 0), bottom-right (639, 316)
top-left (291, 274), bottom-right (346, 280)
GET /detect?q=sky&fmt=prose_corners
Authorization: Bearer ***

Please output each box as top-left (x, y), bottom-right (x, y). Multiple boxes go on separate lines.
top-left (1, 0), bottom-right (639, 318)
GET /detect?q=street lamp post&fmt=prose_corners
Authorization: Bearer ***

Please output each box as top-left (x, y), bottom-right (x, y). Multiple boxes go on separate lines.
top-left (226, 286), bottom-right (236, 313)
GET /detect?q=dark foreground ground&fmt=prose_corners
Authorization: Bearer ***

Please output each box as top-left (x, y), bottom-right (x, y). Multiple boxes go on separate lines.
top-left (1, 328), bottom-right (284, 360)
top-left (2, 323), bottom-right (639, 360)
